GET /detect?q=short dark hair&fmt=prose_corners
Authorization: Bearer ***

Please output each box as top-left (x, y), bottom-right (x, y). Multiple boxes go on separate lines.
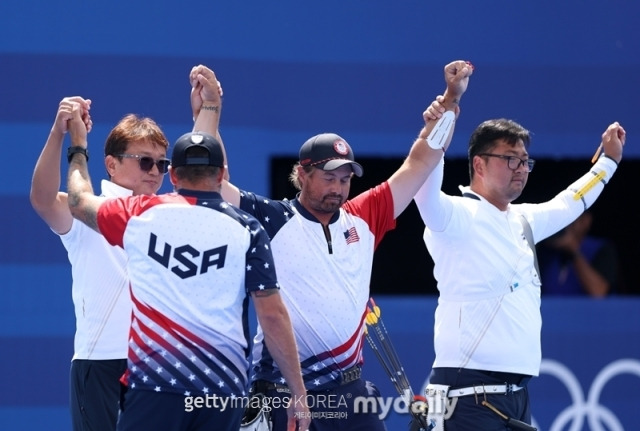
top-left (468, 118), bottom-right (531, 180)
top-left (172, 146), bottom-right (221, 182)
top-left (104, 114), bottom-right (169, 158)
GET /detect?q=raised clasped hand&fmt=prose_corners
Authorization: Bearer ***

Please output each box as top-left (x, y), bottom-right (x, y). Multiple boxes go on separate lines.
top-left (67, 101), bottom-right (89, 147)
top-left (600, 122), bottom-right (625, 163)
top-left (190, 65), bottom-right (223, 118)
top-left (444, 60), bottom-right (474, 98)
top-left (55, 96), bottom-right (92, 136)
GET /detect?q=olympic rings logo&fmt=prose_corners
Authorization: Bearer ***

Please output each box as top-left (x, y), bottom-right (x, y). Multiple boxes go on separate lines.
top-left (531, 358), bottom-right (640, 431)
top-left (418, 358), bottom-right (640, 431)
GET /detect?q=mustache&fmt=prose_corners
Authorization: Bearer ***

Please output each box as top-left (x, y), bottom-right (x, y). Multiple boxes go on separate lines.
top-left (323, 194), bottom-right (343, 200)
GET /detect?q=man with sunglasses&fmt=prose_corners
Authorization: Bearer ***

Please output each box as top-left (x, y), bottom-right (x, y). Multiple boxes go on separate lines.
top-left (30, 66), bottom-right (223, 431)
top-left (414, 104), bottom-right (626, 428)
top-left (30, 98), bottom-right (176, 431)
top-left (64, 111), bottom-right (310, 430)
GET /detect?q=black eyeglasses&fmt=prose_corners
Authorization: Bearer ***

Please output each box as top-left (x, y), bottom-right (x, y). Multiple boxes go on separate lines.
top-left (117, 154), bottom-right (171, 174)
top-left (478, 153), bottom-right (535, 172)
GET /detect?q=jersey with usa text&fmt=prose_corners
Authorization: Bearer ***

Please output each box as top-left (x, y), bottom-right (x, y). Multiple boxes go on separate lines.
top-left (240, 182), bottom-right (395, 391)
top-left (97, 189), bottom-right (279, 398)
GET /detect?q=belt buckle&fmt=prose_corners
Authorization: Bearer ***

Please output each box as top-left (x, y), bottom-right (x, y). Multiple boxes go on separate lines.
top-left (265, 381), bottom-right (290, 393)
top-left (340, 366), bottom-right (361, 384)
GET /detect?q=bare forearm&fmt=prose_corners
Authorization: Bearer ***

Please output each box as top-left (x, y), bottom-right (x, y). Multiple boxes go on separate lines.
top-left (253, 293), bottom-right (311, 429)
top-left (441, 88), bottom-right (462, 112)
top-left (263, 320), bottom-right (305, 393)
top-left (193, 104), bottom-right (221, 140)
top-left (67, 156), bottom-right (102, 232)
top-left (30, 129), bottom-right (65, 207)
top-left (193, 104), bottom-right (229, 179)
top-left (388, 108), bottom-right (455, 218)
top-left (254, 294), bottom-right (305, 395)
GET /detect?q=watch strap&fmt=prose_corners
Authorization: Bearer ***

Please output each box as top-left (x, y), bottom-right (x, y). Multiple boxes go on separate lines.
top-left (67, 146), bottom-right (89, 163)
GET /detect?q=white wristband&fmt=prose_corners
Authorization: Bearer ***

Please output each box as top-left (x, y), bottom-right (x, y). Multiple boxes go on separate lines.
top-left (426, 111), bottom-right (455, 150)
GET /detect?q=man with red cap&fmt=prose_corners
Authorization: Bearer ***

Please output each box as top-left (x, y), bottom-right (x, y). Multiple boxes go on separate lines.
top-left (192, 60), bottom-right (473, 430)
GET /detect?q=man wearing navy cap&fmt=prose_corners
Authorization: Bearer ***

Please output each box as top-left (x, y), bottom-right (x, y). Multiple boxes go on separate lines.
top-left (65, 115), bottom-right (310, 430)
top-left (192, 60), bottom-right (473, 430)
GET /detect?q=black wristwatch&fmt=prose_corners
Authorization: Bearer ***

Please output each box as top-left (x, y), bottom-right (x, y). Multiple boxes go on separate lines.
top-left (67, 146), bottom-right (89, 163)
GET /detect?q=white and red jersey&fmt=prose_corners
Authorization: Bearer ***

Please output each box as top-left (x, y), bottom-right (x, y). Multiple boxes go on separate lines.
top-left (240, 182), bottom-right (395, 390)
top-left (97, 189), bottom-right (279, 397)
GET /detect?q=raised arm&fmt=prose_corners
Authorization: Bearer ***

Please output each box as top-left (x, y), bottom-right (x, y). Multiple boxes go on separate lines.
top-left (190, 65), bottom-right (227, 179)
top-left (599, 121), bottom-right (625, 164)
top-left (30, 97), bottom-right (92, 233)
top-left (65, 101), bottom-right (107, 233)
top-left (387, 60), bottom-right (473, 218)
top-left (191, 65), bottom-right (242, 206)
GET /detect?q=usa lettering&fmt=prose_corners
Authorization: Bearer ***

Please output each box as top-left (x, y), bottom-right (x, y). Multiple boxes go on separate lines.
top-left (147, 233), bottom-right (227, 278)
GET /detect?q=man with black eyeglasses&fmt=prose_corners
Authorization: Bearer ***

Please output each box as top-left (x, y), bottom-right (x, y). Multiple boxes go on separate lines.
top-left (29, 68), bottom-right (221, 431)
top-left (412, 111), bottom-right (626, 429)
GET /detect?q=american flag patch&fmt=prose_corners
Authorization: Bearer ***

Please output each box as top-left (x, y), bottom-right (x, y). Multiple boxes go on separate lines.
top-left (343, 227), bottom-right (360, 244)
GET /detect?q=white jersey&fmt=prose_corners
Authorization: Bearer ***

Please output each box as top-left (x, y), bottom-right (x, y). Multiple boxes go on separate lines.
top-left (60, 180), bottom-right (132, 360)
top-left (240, 182), bottom-right (396, 390)
top-left (414, 156), bottom-right (618, 376)
top-left (97, 189), bottom-right (279, 397)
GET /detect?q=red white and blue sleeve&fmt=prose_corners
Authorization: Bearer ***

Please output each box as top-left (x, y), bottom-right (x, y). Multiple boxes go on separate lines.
top-left (342, 181), bottom-right (396, 249)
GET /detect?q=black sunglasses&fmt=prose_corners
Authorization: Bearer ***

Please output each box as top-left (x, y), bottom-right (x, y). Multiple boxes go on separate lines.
top-left (117, 154), bottom-right (171, 174)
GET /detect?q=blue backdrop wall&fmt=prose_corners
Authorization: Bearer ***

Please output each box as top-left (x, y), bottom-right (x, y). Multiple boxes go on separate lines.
top-left (1, 1), bottom-right (639, 430)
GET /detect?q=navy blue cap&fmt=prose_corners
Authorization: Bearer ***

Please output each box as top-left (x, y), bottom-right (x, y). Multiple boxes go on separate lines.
top-left (298, 133), bottom-right (363, 177)
top-left (171, 132), bottom-right (224, 168)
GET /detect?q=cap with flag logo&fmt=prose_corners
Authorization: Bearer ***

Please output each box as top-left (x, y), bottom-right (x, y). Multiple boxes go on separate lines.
top-left (298, 133), bottom-right (363, 177)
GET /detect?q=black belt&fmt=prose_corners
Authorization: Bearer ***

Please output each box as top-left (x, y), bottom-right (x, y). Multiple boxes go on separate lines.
top-left (431, 368), bottom-right (532, 387)
top-left (479, 370), bottom-right (531, 386)
top-left (262, 365), bottom-right (362, 392)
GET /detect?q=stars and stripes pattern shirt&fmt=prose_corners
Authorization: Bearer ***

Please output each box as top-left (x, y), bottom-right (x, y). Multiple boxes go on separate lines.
top-left (239, 182), bottom-right (396, 391)
top-left (97, 189), bottom-right (279, 397)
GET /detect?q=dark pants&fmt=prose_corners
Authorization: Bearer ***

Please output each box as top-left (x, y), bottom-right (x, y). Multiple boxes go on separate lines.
top-left (265, 378), bottom-right (387, 431)
top-left (70, 359), bottom-right (127, 431)
top-left (117, 389), bottom-right (244, 431)
top-left (429, 368), bottom-right (532, 431)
